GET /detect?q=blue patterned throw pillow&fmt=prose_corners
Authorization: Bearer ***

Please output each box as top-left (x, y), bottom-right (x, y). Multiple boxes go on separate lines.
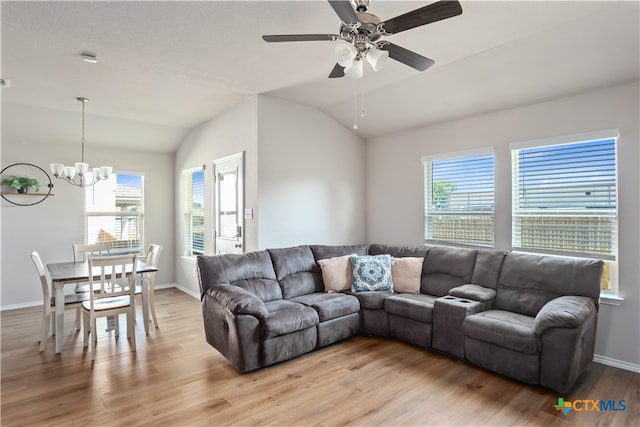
top-left (351, 254), bottom-right (393, 292)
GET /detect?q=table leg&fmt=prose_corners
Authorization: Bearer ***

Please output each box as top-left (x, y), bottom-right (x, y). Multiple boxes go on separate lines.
top-left (54, 284), bottom-right (65, 354)
top-left (142, 275), bottom-right (150, 335)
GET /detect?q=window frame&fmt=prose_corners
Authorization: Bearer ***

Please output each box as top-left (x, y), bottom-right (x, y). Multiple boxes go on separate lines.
top-left (182, 166), bottom-right (205, 257)
top-left (422, 148), bottom-right (496, 248)
top-left (509, 129), bottom-right (619, 296)
top-left (84, 171), bottom-right (145, 256)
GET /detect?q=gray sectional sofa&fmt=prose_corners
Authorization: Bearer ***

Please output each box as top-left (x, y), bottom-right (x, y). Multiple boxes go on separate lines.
top-left (197, 243), bottom-right (603, 393)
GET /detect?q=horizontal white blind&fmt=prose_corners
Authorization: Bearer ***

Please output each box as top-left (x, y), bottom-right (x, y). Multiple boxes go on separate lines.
top-left (424, 152), bottom-right (494, 246)
top-left (511, 138), bottom-right (617, 259)
top-left (184, 168), bottom-right (205, 255)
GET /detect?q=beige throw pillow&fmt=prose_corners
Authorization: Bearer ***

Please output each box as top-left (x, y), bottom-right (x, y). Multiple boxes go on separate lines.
top-left (318, 254), bottom-right (354, 293)
top-left (392, 257), bottom-right (423, 294)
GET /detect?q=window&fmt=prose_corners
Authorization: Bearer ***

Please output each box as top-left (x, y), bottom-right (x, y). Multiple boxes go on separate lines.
top-left (85, 173), bottom-right (144, 254)
top-left (511, 131), bottom-right (618, 291)
top-left (423, 151), bottom-right (495, 246)
top-left (183, 167), bottom-right (205, 256)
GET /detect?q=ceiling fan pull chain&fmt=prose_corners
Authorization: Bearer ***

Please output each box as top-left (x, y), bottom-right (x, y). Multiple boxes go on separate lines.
top-left (353, 94), bottom-right (358, 130)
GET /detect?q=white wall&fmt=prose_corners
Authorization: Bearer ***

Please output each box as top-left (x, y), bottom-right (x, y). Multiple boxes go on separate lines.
top-left (174, 97), bottom-right (259, 297)
top-left (174, 96), bottom-right (366, 295)
top-left (1, 140), bottom-right (175, 309)
top-left (257, 96), bottom-right (366, 248)
top-left (366, 81), bottom-right (640, 369)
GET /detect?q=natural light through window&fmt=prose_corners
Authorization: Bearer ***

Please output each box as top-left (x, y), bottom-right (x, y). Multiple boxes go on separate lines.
top-left (183, 167), bottom-right (205, 256)
top-left (510, 131), bottom-right (618, 293)
top-left (85, 172), bottom-right (144, 255)
top-left (423, 150), bottom-right (495, 246)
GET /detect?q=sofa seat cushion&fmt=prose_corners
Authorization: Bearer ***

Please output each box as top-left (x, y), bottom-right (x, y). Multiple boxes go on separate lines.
top-left (463, 310), bottom-right (539, 354)
top-left (348, 291), bottom-right (393, 310)
top-left (384, 294), bottom-right (438, 324)
top-left (262, 300), bottom-right (319, 339)
top-left (291, 293), bottom-right (360, 322)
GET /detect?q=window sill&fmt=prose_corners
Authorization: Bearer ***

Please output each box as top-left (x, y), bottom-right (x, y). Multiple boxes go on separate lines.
top-left (600, 293), bottom-right (624, 306)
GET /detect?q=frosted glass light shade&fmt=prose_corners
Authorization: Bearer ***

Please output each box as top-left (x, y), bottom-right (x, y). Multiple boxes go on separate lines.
top-left (99, 166), bottom-right (113, 179)
top-left (75, 162), bottom-right (90, 175)
top-left (335, 42), bottom-right (357, 67)
top-left (63, 166), bottom-right (77, 179)
top-left (345, 59), bottom-right (364, 79)
top-left (50, 163), bottom-right (65, 177)
top-left (366, 47), bottom-right (389, 72)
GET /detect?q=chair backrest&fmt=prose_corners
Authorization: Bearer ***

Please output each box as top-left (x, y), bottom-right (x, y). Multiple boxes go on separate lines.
top-left (73, 243), bottom-right (110, 263)
top-left (87, 254), bottom-right (138, 306)
top-left (146, 244), bottom-right (163, 268)
top-left (30, 251), bottom-right (51, 304)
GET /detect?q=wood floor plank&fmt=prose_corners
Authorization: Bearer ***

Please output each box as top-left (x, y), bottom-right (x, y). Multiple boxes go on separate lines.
top-left (2, 288), bottom-right (638, 426)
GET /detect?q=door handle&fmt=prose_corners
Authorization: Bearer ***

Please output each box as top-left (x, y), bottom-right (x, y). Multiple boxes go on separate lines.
top-left (234, 243), bottom-right (242, 248)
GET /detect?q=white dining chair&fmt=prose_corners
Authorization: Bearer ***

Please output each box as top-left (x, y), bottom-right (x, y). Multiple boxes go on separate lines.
top-left (73, 243), bottom-right (110, 289)
top-left (31, 251), bottom-right (87, 351)
top-left (82, 254), bottom-right (138, 360)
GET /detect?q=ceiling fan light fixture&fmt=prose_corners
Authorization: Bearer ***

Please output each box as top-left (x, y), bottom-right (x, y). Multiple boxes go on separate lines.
top-left (335, 42), bottom-right (357, 67)
top-left (345, 59), bottom-right (364, 79)
top-left (366, 46), bottom-right (389, 72)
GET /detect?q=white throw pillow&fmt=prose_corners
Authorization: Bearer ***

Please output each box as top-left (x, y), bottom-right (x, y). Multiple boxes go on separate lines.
top-left (392, 257), bottom-right (423, 294)
top-left (318, 254), bottom-right (355, 293)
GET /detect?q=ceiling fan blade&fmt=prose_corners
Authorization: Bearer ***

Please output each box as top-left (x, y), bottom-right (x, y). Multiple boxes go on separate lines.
top-left (328, 0), bottom-right (358, 25)
top-left (380, 43), bottom-right (435, 71)
top-left (328, 63), bottom-right (345, 78)
top-left (262, 34), bottom-right (338, 42)
top-left (381, 0), bottom-right (463, 35)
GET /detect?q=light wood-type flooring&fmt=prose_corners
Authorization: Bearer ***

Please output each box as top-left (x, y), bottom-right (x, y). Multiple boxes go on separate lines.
top-left (2, 288), bottom-right (638, 426)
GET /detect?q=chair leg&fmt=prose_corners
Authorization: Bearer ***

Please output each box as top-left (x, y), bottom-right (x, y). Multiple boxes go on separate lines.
top-left (83, 310), bottom-right (90, 348)
top-left (149, 289), bottom-right (159, 328)
top-left (129, 311), bottom-right (136, 351)
top-left (91, 317), bottom-right (97, 361)
top-left (75, 306), bottom-right (81, 331)
top-left (39, 309), bottom-right (51, 352)
top-left (114, 316), bottom-right (120, 338)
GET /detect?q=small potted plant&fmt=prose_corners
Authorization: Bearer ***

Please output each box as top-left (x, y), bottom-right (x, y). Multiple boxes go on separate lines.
top-left (2, 176), bottom-right (40, 193)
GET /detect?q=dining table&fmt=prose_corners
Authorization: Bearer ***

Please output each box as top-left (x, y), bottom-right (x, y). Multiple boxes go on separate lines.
top-left (46, 259), bottom-right (158, 354)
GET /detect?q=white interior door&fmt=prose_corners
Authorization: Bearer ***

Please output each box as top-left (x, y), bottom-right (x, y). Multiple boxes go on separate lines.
top-left (213, 152), bottom-right (244, 255)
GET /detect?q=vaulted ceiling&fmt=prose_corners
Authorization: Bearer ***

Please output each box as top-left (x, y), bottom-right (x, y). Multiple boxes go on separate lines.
top-left (2, 1), bottom-right (638, 153)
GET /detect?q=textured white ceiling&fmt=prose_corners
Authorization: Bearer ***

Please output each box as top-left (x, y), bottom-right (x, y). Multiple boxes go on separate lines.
top-left (1, 1), bottom-right (638, 152)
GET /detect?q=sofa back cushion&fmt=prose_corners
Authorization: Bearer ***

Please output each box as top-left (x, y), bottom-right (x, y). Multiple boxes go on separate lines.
top-left (494, 252), bottom-right (603, 317)
top-left (268, 245), bottom-right (323, 299)
top-left (310, 244), bottom-right (368, 261)
top-left (368, 244), bottom-right (431, 258)
top-left (471, 248), bottom-right (508, 289)
top-left (197, 250), bottom-right (282, 302)
top-left (421, 246), bottom-right (478, 296)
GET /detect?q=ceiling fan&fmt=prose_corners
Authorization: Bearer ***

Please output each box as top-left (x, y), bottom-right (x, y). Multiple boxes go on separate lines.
top-left (262, 0), bottom-right (463, 79)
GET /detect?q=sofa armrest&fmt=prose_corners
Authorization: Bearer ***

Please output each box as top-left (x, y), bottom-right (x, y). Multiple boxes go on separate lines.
top-left (534, 295), bottom-right (596, 336)
top-left (207, 284), bottom-right (269, 320)
top-left (449, 284), bottom-right (496, 302)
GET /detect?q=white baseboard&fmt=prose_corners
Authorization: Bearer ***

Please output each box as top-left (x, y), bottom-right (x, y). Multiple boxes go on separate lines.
top-left (0, 283), bottom-right (199, 312)
top-left (593, 354), bottom-right (640, 373)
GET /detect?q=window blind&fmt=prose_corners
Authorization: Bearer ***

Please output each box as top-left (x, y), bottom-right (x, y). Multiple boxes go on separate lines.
top-left (511, 137), bottom-right (617, 260)
top-left (184, 168), bottom-right (205, 255)
top-left (424, 152), bottom-right (495, 246)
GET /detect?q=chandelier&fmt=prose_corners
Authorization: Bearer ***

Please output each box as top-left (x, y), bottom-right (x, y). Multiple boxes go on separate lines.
top-left (50, 97), bottom-right (112, 187)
